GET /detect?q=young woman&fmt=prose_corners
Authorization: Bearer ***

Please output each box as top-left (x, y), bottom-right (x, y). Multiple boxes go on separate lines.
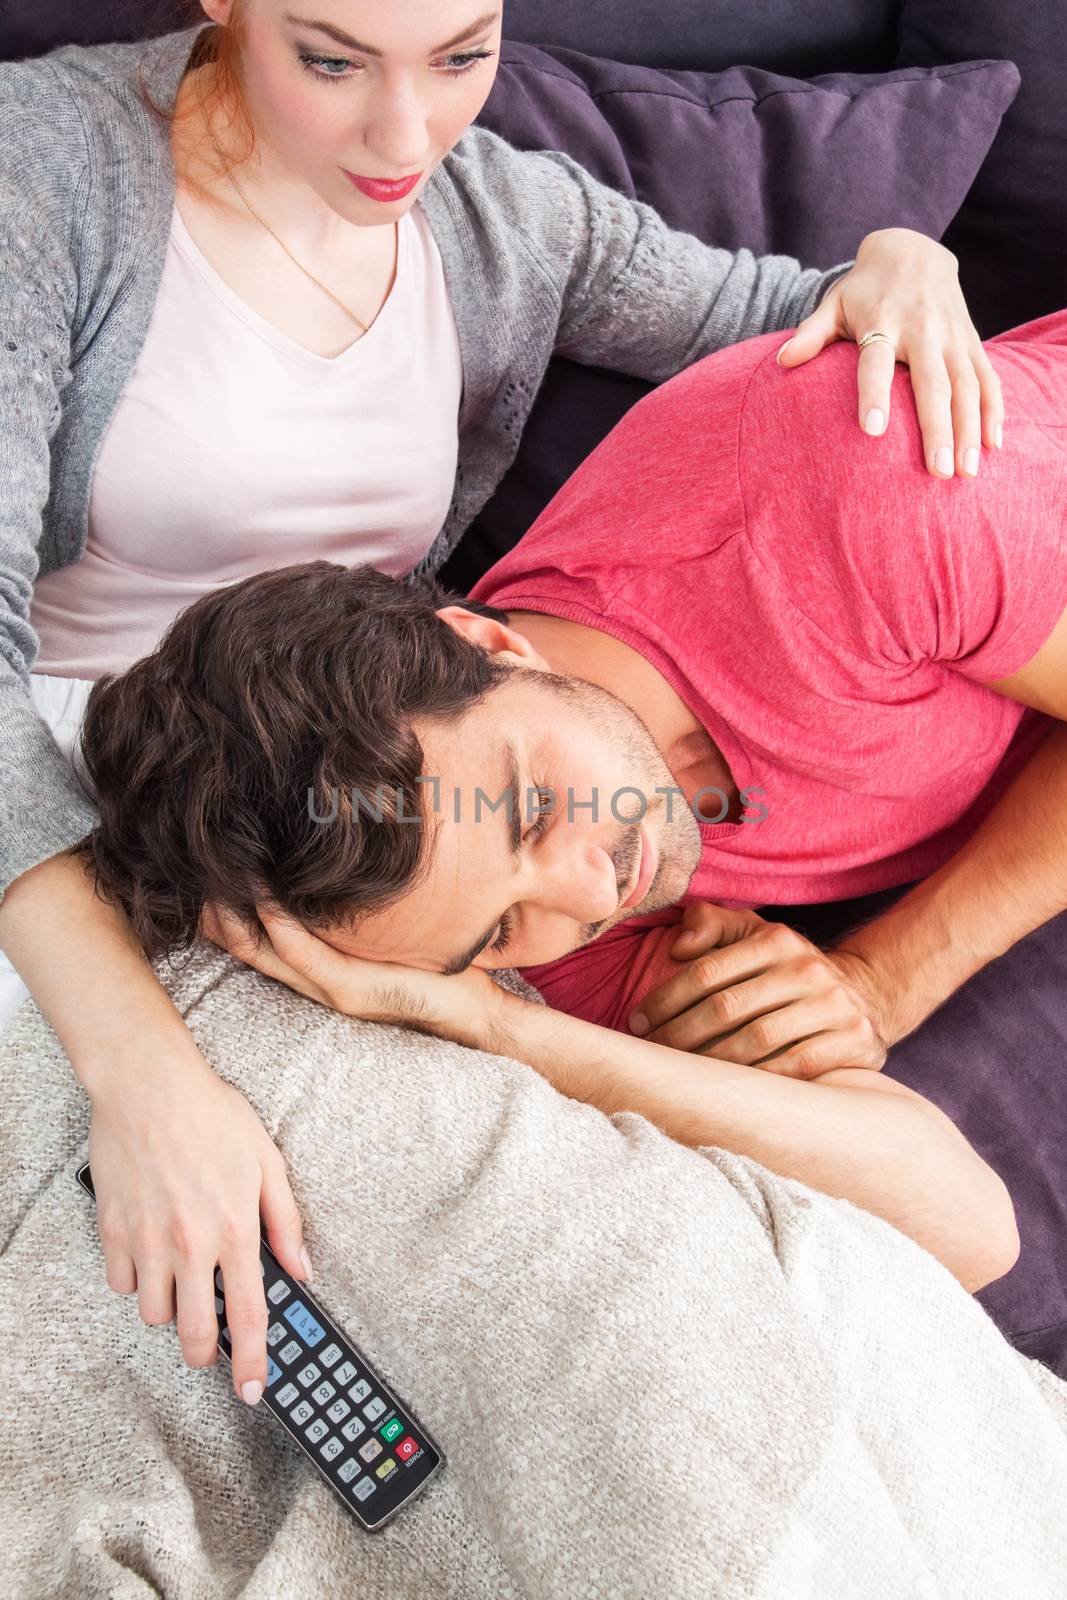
top-left (0, 0), bottom-right (1003, 1409)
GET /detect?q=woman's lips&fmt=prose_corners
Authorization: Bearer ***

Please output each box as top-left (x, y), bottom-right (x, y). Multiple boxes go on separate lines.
top-left (343, 170), bottom-right (422, 202)
top-left (621, 824), bottom-right (658, 910)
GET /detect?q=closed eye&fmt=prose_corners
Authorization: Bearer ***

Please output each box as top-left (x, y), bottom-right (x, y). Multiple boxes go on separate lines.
top-left (489, 787), bottom-right (553, 954)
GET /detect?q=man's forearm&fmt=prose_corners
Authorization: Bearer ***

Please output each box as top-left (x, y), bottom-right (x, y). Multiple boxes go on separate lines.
top-left (834, 720), bottom-right (1067, 1044)
top-left (485, 990), bottom-right (1016, 1290)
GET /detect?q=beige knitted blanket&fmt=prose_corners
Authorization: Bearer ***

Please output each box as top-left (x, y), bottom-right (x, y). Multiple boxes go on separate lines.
top-left (2, 943), bottom-right (1065, 1598)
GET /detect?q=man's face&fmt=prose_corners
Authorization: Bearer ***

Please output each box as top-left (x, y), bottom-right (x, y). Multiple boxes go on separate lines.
top-left (323, 669), bottom-right (703, 973)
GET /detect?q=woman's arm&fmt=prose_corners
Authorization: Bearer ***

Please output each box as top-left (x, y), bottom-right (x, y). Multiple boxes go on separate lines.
top-left (474, 134), bottom-right (1001, 477)
top-left (206, 905), bottom-right (1019, 1294)
top-left (0, 851), bottom-right (310, 1400)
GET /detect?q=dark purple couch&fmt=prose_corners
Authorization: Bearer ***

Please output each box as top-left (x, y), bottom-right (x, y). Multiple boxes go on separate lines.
top-left (4, 2), bottom-right (1065, 1373)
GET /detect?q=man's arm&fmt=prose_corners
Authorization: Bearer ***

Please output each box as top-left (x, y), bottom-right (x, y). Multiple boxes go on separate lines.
top-left (483, 984), bottom-right (1017, 1294)
top-left (833, 614), bottom-right (1067, 1045)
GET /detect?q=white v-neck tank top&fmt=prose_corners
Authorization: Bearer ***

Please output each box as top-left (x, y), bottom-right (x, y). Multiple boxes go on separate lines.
top-left (31, 198), bottom-right (463, 678)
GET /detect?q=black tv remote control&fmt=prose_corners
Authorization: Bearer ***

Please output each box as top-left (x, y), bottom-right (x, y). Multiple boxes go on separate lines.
top-left (76, 1162), bottom-right (445, 1531)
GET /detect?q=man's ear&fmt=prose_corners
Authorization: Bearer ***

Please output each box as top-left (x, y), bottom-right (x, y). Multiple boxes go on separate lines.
top-left (435, 605), bottom-right (548, 668)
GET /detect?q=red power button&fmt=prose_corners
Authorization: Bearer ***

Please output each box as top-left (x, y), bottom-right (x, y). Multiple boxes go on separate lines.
top-left (395, 1436), bottom-right (420, 1462)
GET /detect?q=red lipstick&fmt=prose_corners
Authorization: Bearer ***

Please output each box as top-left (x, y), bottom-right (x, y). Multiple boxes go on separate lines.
top-left (344, 170), bottom-right (422, 203)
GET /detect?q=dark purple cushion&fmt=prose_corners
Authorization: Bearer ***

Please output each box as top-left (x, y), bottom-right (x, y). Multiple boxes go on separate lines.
top-left (441, 45), bottom-right (1019, 589)
top-left (762, 887), bottom-right (1067, 1378)
top-left (897, 3), bottom-right (1067, 338)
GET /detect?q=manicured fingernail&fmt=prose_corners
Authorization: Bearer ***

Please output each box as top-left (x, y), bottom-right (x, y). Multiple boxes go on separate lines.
top-left (628, 1012), bottom-right (649, 1036)
top-left (934, 447), bottom-right (953, 477)
top-left (775, 338), bottom-right (793, 364)
top-left (242, 1380), bottom-right (263, 1406)
top-left (963, 447), bottom-right (979, 477)
top-left (299, 1247), bottom-right (313, 1280)
top-left (863, 408), bottom-right (886, 437)
top-left (994, 423), bottom-right (1003, 448)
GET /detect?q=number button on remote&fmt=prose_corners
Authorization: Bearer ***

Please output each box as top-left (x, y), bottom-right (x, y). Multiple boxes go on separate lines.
top-left (364, 1397), bottom-right (387, 1422)
top-left (320, 1437), bottom-right (344, 1462)
top-left (334, 1361), bottom-right (358, 1386)
top-left (305, 1419), bottom-right (329, 1444)
top-left (348, 1379), bottom-right (372, 1404)
top-left (327, 1399), bottom-right (350, 1424)
top-left (291, 1401), bottom-right (314, 1426)
top-left (311, 1381), bottom-right (336, 1406)
top-left (341, 1417), bottom-right (366, 1443)
top-left (296, 1363), bottom-right (321, 1388)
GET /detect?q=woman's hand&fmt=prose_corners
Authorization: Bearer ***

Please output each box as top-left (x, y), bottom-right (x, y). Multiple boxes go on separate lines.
top-left (199, 901), bottom-right (506, 1052)
top-left (87, 1030), bottom-right (310, 1405)
top-left (627, 902), bottom-right (890, 1078)
top-left (777, 227), bottom-right (1004, 478)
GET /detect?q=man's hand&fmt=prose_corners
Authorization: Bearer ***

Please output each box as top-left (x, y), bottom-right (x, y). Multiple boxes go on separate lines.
top-left (198, 901), bottom-right (506, 1052)
top-left (627, 903), bottom-right (890, 1078)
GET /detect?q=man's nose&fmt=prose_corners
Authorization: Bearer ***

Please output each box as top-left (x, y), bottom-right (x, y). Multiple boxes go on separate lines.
top-left (537, 836), bottom-right (622, 925)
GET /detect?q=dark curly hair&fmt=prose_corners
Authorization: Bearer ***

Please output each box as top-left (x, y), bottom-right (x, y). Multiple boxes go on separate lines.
top-left (70, 561), bottom-right (512, 960)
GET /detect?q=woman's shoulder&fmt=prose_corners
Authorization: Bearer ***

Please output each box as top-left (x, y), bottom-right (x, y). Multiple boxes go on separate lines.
top-left (0, 28), bottom-right (197, 184)
top-left (428, 123), bottom-right (616, 268)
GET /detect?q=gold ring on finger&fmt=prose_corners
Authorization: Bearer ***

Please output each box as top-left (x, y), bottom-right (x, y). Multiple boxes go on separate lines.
top-left (857, 330), bottom-right (896, 354)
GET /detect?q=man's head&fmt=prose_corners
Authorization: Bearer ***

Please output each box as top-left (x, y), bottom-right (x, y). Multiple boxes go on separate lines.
top-left (76, 561), bottom-right (702, 970)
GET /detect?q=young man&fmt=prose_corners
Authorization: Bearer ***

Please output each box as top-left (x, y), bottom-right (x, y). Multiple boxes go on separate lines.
top-left (76, 313), bottom-right (1067, 1289)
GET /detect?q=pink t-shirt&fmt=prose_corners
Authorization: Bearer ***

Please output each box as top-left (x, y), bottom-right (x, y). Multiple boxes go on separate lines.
top-left (470, 311), bottom-right (1067, 1031)
top-left (31, 199), bottom-right (462, 678)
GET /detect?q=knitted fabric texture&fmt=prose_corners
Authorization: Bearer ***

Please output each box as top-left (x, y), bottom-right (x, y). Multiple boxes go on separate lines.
top-left (2, 946), bottom-right (1067, 1597)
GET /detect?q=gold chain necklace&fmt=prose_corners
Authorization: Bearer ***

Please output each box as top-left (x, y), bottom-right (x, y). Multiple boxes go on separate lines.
top-left (193, 70), bottom-right (387, 335)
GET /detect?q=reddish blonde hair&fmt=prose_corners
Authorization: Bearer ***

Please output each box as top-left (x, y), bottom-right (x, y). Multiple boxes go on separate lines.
top-left (138, 2), bottom-right (258, 204)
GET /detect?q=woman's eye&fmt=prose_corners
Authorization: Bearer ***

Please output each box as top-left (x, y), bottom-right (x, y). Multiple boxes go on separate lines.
top-left (298, 52), bottom-right (356, 81)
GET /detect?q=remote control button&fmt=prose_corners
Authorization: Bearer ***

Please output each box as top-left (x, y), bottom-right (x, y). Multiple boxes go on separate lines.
top-left (348, 1379), bottom-right (372, 1404)
top-left (311, 1381), bottom-right (336, 1407)
top-left (278, 1340), bottom-right (303, 1365)
top-left (215, 1268), bottom-right (224, 1292)
top-left (267, 1322), bottom-right (287, 1348)
top-left (214, 1295), bottom-right (225, 1316)
top-left (296, 1364), bottom-right (321, 1388)
top-left (379, 1418), bottom-right (403, 1443)
top-left (320, 1437), bottom-right (344, 1462)
top-left (274, 1383), bottom-right (300, 1408)
top-left (334, 1362), bottom-right (358, 1387)
top-left (267, 1358), bottom-right (282, 1387)
top-left (305, 1419), bottom-right (329, 1444)
top-left (375, 1458), bottom-right (398, 1481)
top-left (291, 1401), bottom-right (314, 1425)
top-left (283, 1301), bottom-right (325, 1347)
top-left (338, 1459), bottom-right (360, 1483)
top-left (363, 1397), bottom-right (387, 1422)
top-left (352, 1478), bottom-right (377, 1502)
top-left (358, 1438), bottom-right (383, 1464)
top-left (341, 1417), bottom-right (366, 1443)
top-left (266, 1281), bottom-right (291, 1306)
top-left (319, 1343), bottom-right (342, 1369)
top-left (327, 1398), bottom-right (351, 1424)
top-left (395, 1436), bottom-right (420, 1463)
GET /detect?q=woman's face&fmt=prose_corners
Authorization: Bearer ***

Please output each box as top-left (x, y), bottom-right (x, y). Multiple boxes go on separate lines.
top-left (200, 0), bottom-right (503, 221)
